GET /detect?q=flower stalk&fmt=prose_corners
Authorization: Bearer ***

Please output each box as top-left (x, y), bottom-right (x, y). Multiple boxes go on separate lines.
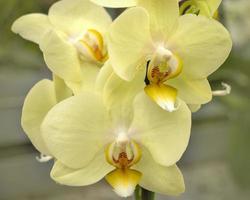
top-left (135, 186), bottom-right (155, 200)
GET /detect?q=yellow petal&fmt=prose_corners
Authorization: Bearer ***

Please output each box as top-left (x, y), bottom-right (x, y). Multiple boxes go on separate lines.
top-left (102, 63), bottom-right (146, 128)
top-left (51, 149), bottom-right (114, 186)
top-left (133, 147), bottom-right (185, 195)
top-left (95, 61), bottom-right (114, 93)
top-left (105, 169), bottom-right (142, 197)
top-left (90, 0), bottom-right (137, 8)
top-left (79, 63), bottom-right (101, 92)
top-left (108, 7), bottom-right (152, 81)
top-left (21, 79), bottom-right (57, 156)
top-left (131, 93), bottom-right (191, 166)
top-left (41, 92), bottom-right (111, 168)
top-left (53, 75), bottom-right (72, 102)
top-left (65, 62), bottom-right (100, 94)
top-left (138, 0), bottom-right (179, 39)
top-left (11, 14), bottom-right (52, 44)
top-left (167, 75), bottom-right (212, 105)
top-left (207, 0), bottom-right (222, 16)
top-left (188, 104), bottom-right (201, 112)
top-left (48, 0), bottom-right (111, 36)
top-left (168, 14), bottom-right (232, 79)
top-left (144, 84), bottom-right (178, 112)
top-left (40, 30), bottom-right (82, 82)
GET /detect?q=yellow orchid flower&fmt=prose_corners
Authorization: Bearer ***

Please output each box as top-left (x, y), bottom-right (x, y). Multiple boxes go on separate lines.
top-left (41, 87), bottom-right (191, 197)
top-left (21, 76), bottom-right (72, 157)
top-left (179, 0), bottom-right (222, 18)
top-left (12, 0), bottom-right (111, 91)
top-left (108, 0), bottom-right (232, 112)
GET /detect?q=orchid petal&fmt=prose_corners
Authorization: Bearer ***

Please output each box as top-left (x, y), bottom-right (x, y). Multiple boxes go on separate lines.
top-left (41, 92), bottom-right (110, 168)
top-left (168, 75), bottom-right (212, 105)
top-left (51, 149), bottom-right (114, 186)
top-left (207, 0), bottom-right (222, 16)
top-left (138, 0), bottom-right (179, 39)
top-left (133, 148), bottom-right (185, 195)
top-left (12, 14), bottom-right (52, 44)
top-left (131, 93), bottom-right (191, 166)
top-left (90, 0), bottom-right (137, 8)
top-left (168, 14), bottom-right (232, 79)
top-left (40, 30), bottom-right (82, 82)
top-left (48, 0), bottom-right (111, 36)
top-left (53, 75), bottom-right (72, 102)
top-left (21, 79), bottom-right (57, 156)
top-left (102, 62), bottom-right (146, 128)
top-left (108, 7), bottom-right (152, 81)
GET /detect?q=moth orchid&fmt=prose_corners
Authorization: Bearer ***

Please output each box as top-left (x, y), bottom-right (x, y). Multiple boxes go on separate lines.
top-left (12, 0), bottom-right (111, 92)
top-left (41, 81), bottom-right (191, 197)
top-left (108, 0), bottom-right (232, 112)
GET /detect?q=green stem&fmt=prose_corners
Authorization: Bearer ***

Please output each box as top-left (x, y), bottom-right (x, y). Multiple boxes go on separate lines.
top-left (135, 186), bottom-right (142, 200)
top-left (141, 188), bottom-right (155, 200)
top-left (135, 186), bottom-right (155, 200)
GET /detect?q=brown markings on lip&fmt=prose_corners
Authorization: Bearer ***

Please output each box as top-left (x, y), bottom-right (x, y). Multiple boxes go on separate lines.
top-left (112, 152), bottom-right (133, 169)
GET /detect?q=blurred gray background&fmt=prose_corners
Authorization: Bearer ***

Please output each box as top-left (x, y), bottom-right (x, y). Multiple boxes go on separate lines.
top-left (0, 0), bottom-right (250, 199)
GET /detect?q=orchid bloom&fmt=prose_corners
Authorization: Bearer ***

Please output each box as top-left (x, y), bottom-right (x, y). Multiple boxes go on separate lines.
top-left (107, 0), bottom-right (232, 112)
top-left (40, 74), bottom-right (191, 197)
top-left (21, 76), bottom-right (72, 157)
top-left (12, 0), bottom-right (111, 92)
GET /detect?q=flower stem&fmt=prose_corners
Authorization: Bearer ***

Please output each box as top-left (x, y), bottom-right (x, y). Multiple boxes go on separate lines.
top-left (135, 186), bottom-right (155, 200)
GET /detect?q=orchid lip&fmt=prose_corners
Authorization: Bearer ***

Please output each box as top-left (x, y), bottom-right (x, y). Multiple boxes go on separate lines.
top-left (144, 83), bottom-right (179, 112)
top-left (143, 47), bottom-right (182, 112)
top-left (147, 47), bottom-right (183, 85)
top-left (105, 133), bottom-right (142, 197)
top-left (105, 135), bottom-right (141, 169)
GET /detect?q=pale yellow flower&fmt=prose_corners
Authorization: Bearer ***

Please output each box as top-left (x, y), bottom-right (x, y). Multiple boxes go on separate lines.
top-left (108, 0), bottom-right (232, 112)
top-left (12, 0), bottom-right (111, 92)
top-left (41, 86), bottom-right (191, 197)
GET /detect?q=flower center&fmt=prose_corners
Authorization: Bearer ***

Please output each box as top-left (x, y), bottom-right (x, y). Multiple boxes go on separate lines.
top-left (105, 132), bottom-right (142, 197)
top-left (106, 132), bottom-right (141, 169)
top-left (144, 47), bottom-right (182, 112)
top-left (71, 29), bottom-right (108, 63)
top-left (147, 47), bottom-right (182, 84)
